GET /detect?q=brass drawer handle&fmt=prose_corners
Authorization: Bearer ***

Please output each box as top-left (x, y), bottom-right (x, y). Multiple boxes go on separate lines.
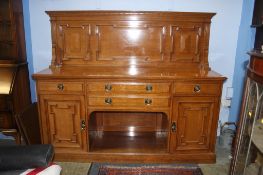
top-left (146, 84), bottom-right (153, 92)
top-left (57, 83), bottom-right (64, 91)
top-left (105, 98), bottom-right (112, 104)
top-left (194, 85), bottom-right (201, 93)
top-left (145, 98), bottom-right (152, 105)
top-left (105, 84), bottom-right (112, 92)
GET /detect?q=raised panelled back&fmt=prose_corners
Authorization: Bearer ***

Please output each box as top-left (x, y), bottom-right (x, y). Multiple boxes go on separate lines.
top-left (58, 23), bottom-right (91, 62)
top-left (170, 24), bottom-right (202, 62)
top-left (48, 11), bottom-right (214, 69)
top-left (95, 23), bottom-right (165, 62)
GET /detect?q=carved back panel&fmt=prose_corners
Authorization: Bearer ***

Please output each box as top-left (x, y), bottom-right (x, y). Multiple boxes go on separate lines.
top-left (47, 11), bottom-right (214, 70)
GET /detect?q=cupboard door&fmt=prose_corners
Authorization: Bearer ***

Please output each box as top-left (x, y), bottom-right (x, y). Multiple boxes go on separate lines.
top-left (39, 95), bottom-right (87, 152)
top-left (170, 97), bottom-right (217, 153)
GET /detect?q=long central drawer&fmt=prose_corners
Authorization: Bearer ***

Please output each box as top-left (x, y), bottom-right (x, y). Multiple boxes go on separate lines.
top-left (87, 82), bottom-right (171, 94)
top-left (88, 96), bottom-right (170, 107)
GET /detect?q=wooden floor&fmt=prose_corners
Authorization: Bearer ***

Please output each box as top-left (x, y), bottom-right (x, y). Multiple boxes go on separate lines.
top-left (89, 131), bottom-right (168, 153)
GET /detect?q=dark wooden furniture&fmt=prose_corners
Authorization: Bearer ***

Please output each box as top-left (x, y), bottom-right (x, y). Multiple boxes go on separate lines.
top-left (252, 0), bottom-right (263, 51)
top-left (33, 11), bottom-right (226, 163)
top-left (15, 102), bottom-right (41, 145)
top-left (0, 0), bottom-right (31, 141)
top-left (229, 52), bottom-right (263, 175)
top-left (252, 0), bottom-right (263, 27)
top-left (229, 4), bottom-right (263, 174)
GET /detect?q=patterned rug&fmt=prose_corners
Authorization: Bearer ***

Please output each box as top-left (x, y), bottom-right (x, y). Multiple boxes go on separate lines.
top-left (88, 163), bottom-right (203, 175)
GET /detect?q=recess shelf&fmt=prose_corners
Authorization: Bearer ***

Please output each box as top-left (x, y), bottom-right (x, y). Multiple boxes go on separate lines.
top-left (88, 131), bottom-right (168, 153)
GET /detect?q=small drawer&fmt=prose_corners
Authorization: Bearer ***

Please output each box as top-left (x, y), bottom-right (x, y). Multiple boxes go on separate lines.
top-left (87, 82), bottom-right (171, 94)
top-left (38, 81), bottom-right (84, 94)
top-left (88, 96), bottom-right (170, 107)
top-left (173, 82), bottom-right (221, 95)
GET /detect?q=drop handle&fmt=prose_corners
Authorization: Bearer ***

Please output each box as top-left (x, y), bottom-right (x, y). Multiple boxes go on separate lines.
top-left (57, 83), bottom-right (64, 91)
top-left (105, 98), bottom-right (112, 104)
top-left (194, 84), bottom-right (201, 93)
top-left (81, 120), bottom-right (86, 130)
top-left (146, 84), bottom-right (153, 92)
top-left (171, 122), bottom-right (176, 132)
top-left (145, 98), bottom-right (152, 105)
top-left (105, 84), bottom-right (112, 92)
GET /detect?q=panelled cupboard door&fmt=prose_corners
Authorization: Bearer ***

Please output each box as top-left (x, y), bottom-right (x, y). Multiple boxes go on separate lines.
top-left (170, 24), bottom-right (202, 63)
top-left (39, 95), bottom-right (87, 152)
top-left (170, 97), bottom-right (217, 153)
top-left (57, 22), bottom-right (91, 64)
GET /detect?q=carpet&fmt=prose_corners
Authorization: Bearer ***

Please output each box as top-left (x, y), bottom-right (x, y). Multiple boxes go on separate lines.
top-left (88, 163), bottom-right (203, 175)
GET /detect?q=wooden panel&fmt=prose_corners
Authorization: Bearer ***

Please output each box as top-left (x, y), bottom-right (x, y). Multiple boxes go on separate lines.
top-left (38, 80), bottom-right (84, 94)
top-left (170, 97), bottom-right (216, 153)
top-left (249, 55), bottom-right (263, 78)
top-left (39, 95), bottom-right (86, 152)
top-left (88, 96), bottom-right (170, 108)
top-left (254, 27), bottom-right (263, 50)
top-left (252, 0), bottom-right (263, 26)
top-left (0, 0), bottom-right (16, 60)
top-left (89, 131), bottom-right (168, 153)
top-left (87, 82), bottom-right (171, 94)
top-left (46, 11), bottom-right (215, 70)
top-left (0, 0), bottom-right (28, 62)
top-left (95, 24), bottom-right (165, 62)
top-left (173, 82), bottom-right (221, 96)
top-left (12, 64), bottom-right (32, 113)
top-left (0, 96), bottom-right (9, 111)
top-left (177, 103), bottom-right (212, 150)
top-left (0, 95), bottom-right (14, 129)
top-left (0, 112), bottom-right (13, 128)
top-left (58, 23), bottom-right (91, 63)
top-left (170, 25), bottom-right (202, 62)
top-left (89, 112), bottom-right (168, 132)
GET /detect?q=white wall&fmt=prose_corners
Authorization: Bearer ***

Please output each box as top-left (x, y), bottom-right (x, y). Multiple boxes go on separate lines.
top-left (28, 0), bottom-right (243, 123)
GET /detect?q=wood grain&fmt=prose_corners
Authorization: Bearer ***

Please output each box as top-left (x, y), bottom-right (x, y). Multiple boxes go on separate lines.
top-left (33, 11), bottom-right (225, 163)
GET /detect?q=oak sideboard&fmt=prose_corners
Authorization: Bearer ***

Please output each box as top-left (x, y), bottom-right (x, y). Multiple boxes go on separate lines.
top-left (33, 11), bottom-right (226, 163)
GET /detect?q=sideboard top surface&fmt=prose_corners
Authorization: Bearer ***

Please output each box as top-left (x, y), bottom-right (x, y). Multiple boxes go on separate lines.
top-left (33, 66), bottom-right (225, 80)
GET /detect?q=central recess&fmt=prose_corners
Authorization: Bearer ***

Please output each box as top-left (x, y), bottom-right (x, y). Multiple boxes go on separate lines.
top-left (88, 111), bottom-right (169, 153)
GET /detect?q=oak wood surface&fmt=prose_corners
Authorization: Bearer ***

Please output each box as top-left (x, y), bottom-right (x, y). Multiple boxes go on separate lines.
top-left (88, 112), bottom-right (168, 132)
top-left (33, 66), bottom-right (225, 80)
top-left (45, 11), bottom-right (214, 70)
top-left (89, 131), bottom-right (168, 153)
top-left (170, 96), bottom-right (219, 154)
top-left (33, 11), bottom-right (226, 163)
